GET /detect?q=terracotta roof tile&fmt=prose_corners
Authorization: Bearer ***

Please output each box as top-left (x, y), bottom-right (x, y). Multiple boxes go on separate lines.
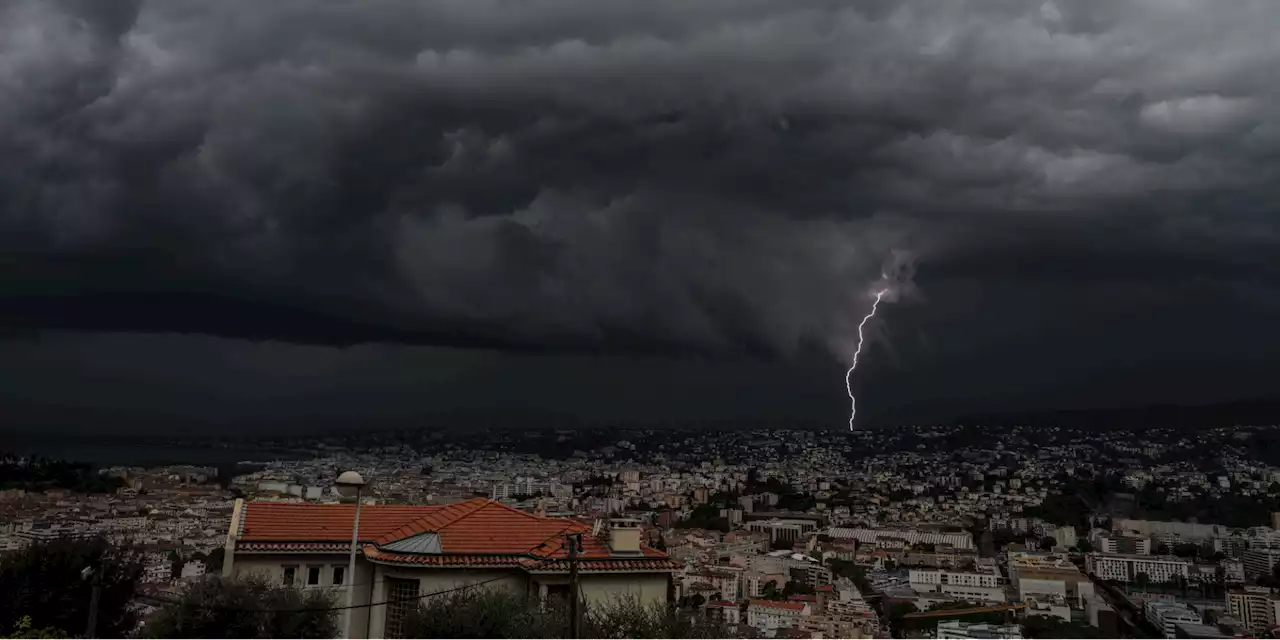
top-left (749, 600), bottom-right (807, 611)
top-left (526, 558), bottom-right (682, 573)
top-left (238, 541), bottom-right (352, 553)
top-left (235, 499), bottom-right (673, 567)
top-left (238, 502), bottom-right (448, 542)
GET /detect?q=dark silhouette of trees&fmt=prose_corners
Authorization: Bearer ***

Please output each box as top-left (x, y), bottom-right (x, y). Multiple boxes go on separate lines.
top-left (3, 616), bottom-right (70, 639)
top-left (0, 537), bottom-right (144, 638)
top-left (673, 504), bottom-right (730, 532)
top-left (402, 589), bottom-right (727, 638)
top-left (143, 575), bottom-right (337, 638)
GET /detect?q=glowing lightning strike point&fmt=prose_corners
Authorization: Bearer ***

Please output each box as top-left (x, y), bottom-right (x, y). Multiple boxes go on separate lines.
top-left (847, 288), bottom-right (890, 431)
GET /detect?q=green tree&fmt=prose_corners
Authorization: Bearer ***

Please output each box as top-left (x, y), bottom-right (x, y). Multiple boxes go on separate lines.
top-left (1022, 615), bottom-right (1104, 638)
top-left (761, 580), bottom-right (781, 601)
top-left (886, 601), bottom-right (919, 623)
top-left (3, 617), bottom-right (70, 639)
top-left (402, 589), bottom-right (727, 638)
top-left (168, 550), bottom-right (183, 581)
top-left (1038, 536), bottom-right (1057, 551)
top-left (0, 537), bottom-right (144, 638)
top-left (1134, 572), bottom-right (1150, 592)
top-left (1077, 539), bottom-right (1093, 553)
top-left (143, 575), bottom-right (337, 638)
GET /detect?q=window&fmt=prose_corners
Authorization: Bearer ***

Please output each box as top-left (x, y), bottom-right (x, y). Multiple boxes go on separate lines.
top-left (332, 566), bottom-right (346, 586)
top-left (546, 584), bottom-right (570, 605)
top-left (385, 578), bottom-right (420, 639)
top-left (282, 566), bottom-right (297, 586)
top-left (307, 566), bottom-right (322, 586)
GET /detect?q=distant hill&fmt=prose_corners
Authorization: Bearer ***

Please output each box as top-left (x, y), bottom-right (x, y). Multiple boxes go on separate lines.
top-left (955, 398), bottom-right (1280, 429)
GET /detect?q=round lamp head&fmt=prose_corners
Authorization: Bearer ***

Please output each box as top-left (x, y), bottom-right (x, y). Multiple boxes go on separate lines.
top-left (335, 471), bottom-right (366, 498)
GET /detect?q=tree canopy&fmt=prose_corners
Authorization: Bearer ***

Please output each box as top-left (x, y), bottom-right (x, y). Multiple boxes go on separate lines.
top-left (0, 537), bottom-right (144, 638)
top-left (403, 588), bottom-right (728, 638)
top-left (143, 575), bottom-right (337, 639)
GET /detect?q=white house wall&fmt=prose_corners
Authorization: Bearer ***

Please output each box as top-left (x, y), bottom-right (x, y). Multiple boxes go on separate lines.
top-left (226, 553), bottom-right (376, 638)
top-left (367, 566), bottom-right (531, 639)
top-left (578, 573), bottom-right (670, 609)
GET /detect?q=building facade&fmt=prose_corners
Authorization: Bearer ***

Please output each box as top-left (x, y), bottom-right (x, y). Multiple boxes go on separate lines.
top-left (1085, 553), bottom-right (1191, 584)
top-left (222, 498), bottom-right (678, 639)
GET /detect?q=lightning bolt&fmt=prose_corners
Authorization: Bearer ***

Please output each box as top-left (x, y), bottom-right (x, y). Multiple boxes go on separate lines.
top-left (846, 288), bottom-right (890, 431)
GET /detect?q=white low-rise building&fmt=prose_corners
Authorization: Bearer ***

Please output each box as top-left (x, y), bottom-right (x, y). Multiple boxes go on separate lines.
top-left (1144, 600), bottom-right (1202, 639)
top-left (746, 599), bottom-right (809, 633)
top-left (1086, 553), bottom-right (1191, 584)
top-left (909, 568), bottom-right (1006, 603)
top-left (936, 620), bottom-right (1022, 639)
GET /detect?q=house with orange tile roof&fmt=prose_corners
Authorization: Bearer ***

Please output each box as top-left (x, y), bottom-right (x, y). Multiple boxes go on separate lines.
top-left (746, 599), bottom-right (811, 635)
top-left (222, 498), bottom-right (679, 639)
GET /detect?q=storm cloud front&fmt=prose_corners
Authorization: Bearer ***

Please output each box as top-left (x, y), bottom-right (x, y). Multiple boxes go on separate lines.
top-left (3, 0), bottom-right (1280, 430)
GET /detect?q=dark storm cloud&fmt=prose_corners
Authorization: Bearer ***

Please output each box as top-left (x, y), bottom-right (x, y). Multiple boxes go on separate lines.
top-left (2, 0), bottom-right (1279, 361)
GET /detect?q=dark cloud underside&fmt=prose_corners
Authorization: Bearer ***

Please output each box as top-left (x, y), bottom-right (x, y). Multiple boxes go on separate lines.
top-left (1, 0), bottom-right (1279, 417)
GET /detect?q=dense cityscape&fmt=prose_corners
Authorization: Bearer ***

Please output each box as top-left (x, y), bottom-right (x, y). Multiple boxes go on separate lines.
top-left (8, 421), bottom-right (1280, 637)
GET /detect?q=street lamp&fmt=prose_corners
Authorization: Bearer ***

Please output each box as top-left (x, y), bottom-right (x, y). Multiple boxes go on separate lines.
top-left (335, 471), bottom-right (366, 640)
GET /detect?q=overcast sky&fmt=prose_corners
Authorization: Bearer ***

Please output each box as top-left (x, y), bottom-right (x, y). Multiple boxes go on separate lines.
top-left (3, 0), bottom-right (1279, 434)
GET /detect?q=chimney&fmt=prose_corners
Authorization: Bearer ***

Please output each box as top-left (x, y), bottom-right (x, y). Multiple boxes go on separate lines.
top-left (608, 519), bottom-right (642, 554)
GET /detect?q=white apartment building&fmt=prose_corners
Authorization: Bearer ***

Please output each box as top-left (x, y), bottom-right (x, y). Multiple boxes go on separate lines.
top-left (909, 568), bottom-right (1006, 603)
top-left (1092, 532), bottom-right (1152, 555)
top-left (909, 568), bottom-right (1001, 588)
top-left (1226, 587), bottom-right (1280, 633)
top-left (180, 560), bottom-right (206, 580)
top-left (746, 600), bottom-right (809, 634)
top-left (1243, 548), bottom-right (1280, 578)
top-left (746, 519), bottom-right (818, 543)
top-left (1051, 525), bottom-right (1078, 549)
top-left (829, 526), bottom-right (974, 550)
top-left (1085, 553), bottom-right (1191, 583)
top-left (1144, 600), bottom-right (1202, 639)
top-left (1222, 560), bottom-right (1246, 583)
top-left (936, 620), bottom-right (1022, 639)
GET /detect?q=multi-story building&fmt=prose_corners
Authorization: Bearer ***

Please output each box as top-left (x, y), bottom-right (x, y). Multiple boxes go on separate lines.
top-left (1093, 532), bottom-right (1152, 555)
top-left (1051, 525), bottom-right (1078, 550)
top-left (1226, 586), bottom-right (1279, 634)
top-left (1007, 551), bottom-right (1095, 606)
top-left (1085, 553), bottom-right (1191, 583)
top-left (1144, 600), bottom-right (1202, 639)
top-left (1213, 535), bottom-right (1248, 559)
top-left (745, 519), bottom-right (818, 543)
top-left (685, 569), bottom-right (739, 600)
top-left (908, 568), bottom-right (1006, 603)
top-left (1242, 548), bottom-right (1280, 579)
top-left (829, 526), bottom-right (975, 550)
top-left (704, 601), bottom-right (741, 626)
top-left (935, 620), bottom-right (1023, 639)
top-left (746, 600), bottom-right (809, 634)
top-left (802, 584), bottom-right (879, 639)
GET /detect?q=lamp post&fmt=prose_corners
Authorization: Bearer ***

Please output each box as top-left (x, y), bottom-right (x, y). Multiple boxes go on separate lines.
top-left (335, 471), bottom-right (367, 639)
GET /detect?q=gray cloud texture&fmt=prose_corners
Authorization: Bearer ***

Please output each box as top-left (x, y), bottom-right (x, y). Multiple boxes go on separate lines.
top-left (3, 0), bottom-right (1280, 364)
